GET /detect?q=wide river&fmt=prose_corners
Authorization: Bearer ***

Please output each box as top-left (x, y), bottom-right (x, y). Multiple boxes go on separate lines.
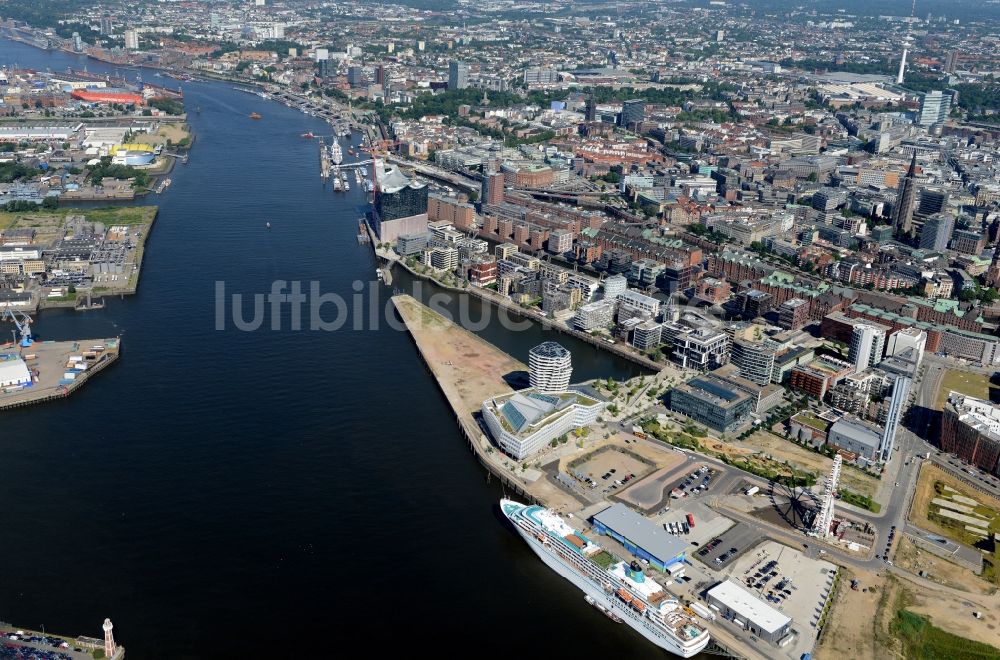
top-left (0, 40), bottom-right (679, 658)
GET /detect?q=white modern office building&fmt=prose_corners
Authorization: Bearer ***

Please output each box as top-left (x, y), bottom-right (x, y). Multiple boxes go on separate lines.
top-left (529, 342), bottom-right (572, 393)
top-left (848, 324), bottom-right (885, 373)
top-left (886, 328), bottom-right (926, 365)
top-left (602, 274), bottom-right (628, 300)
top-left (482, 387), bottom-right (606, 459)
top-left (573, 299), bottom-right (616, 332)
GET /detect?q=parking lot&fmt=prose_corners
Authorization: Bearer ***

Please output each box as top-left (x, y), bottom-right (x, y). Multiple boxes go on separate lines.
top-left (693, 523), bottom-right (762, 568)
top-left (0, 629), bottom-right (95, 660)
top-left (664, 463), bottom-right (723, 501)
top-left (567, 446), bottom-right (656, 498)
top-left (722, 541), bottom-right (839, 658)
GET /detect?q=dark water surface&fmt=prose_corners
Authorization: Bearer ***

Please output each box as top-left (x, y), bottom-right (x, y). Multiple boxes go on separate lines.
top-left (0, 40), bottom-right (672, 658)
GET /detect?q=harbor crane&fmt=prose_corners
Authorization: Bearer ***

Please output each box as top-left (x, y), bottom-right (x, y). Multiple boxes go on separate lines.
top-left (2, 308), bottom-right (34, 347)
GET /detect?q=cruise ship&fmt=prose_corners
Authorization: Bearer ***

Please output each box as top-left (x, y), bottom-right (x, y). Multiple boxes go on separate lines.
top-left (501, 499), bottom-right (711, 658)
top-left (330, 141), bottom-right (343, 166)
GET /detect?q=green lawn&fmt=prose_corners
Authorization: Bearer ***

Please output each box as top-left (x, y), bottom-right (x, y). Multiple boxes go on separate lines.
top-left (937, 369), bottom-right (997, 409)
top-left (892, 609), bottom-right (1000, 660)
top-left (793, 411), bottom-right (829, 431)
top-left (1, 206), bottom-right (157, 231)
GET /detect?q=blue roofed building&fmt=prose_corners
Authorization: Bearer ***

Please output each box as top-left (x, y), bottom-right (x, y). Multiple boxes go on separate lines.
top-left (591, 503), bottom-right (687, 571)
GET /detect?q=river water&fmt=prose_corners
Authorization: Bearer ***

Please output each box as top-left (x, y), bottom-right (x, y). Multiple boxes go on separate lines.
top-left (0, 40), bottom-right (675, 658)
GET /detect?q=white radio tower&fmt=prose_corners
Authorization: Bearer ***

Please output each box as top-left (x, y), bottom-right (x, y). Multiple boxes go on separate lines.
top-left (810, 455), bottom-right (842, 538)
top-left (897, 0), bottom-right (917, 84)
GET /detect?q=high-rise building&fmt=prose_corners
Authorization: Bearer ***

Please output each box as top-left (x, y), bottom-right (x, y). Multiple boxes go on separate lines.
top-left (944, 50), bottom-right (959, 74)
top-left (893, 151), bottom-right (918, 238)
top-left (374, 65), bottom-right (385, 86)
top-left (124, 29), bottom-right (139, 50)
top-left (715, 30), bottom-right (725, 42)
top-left (528, 342), bottom-right (572, 393)
top-left (448, 60), bottom-right (468, 90)
top-left (880, 375), bottom-right (911, 462)
top-left (100, 16), bottom-right (113, 36)
top-left (848, 324), bottom-right (885, 373)
top-left (373, 160), bottom-right (428, 242)
top-left (585, 95), bottom-right (597, 122)
top-left (919, 90), bottom-right (952, 126)
top-left (348, 65), bottom-right (364, 87)
top-left (918, 213), bottom-right (955, 251)
top-left (482, 170), bottom-right (504, 206)
top-left (619, 99), bottom-right (645, 129)
top-left (917, 188), bottom-right (948, 216)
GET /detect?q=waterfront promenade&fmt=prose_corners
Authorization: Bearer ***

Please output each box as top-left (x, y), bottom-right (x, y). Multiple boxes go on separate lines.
top-left (392, 294), bottom-right (584, 511)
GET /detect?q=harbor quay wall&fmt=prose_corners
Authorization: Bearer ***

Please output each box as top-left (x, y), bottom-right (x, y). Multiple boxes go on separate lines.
top-left (390, 295), bottom-right (540, 505)
top-left (0, 338), bottom-right (121, 411)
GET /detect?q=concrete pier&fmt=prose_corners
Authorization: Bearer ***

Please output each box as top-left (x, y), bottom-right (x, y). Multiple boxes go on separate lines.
top-left (0, 337), bottom-right (121, 411)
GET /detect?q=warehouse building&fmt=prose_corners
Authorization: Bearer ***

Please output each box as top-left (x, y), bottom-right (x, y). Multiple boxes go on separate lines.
top-left (591, 503), bottom-right (687, 571)
top-left (706, 580), bottom-right (792, 644)
top-left (0, 355), bottom-right (32, 388)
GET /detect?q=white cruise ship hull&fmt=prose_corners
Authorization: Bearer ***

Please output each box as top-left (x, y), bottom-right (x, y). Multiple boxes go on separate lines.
top-left (503, 503), bottom-right (710, 658)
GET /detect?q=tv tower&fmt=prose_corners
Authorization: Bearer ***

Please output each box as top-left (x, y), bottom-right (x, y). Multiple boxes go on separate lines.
top-left (897, 0), bottom-right (917, 84)
top-left (103, 618), bottom-right (116, 658)
top-left (810, 455), bottom-right (842, 538)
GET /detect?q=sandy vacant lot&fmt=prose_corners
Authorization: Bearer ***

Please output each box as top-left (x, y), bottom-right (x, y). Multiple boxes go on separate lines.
top-left (814, 566), bottom-right (884, 660)
top-left (817, 568), bottom-right (1000, 660)
top-left (393, 294), bottom-right (524, 415)
top-left (893, 535), bottom-right (994, 595)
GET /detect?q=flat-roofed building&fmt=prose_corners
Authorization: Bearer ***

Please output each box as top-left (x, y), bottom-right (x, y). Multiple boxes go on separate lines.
top-left (631, 319), bottom-right (662, 351)
top-left (826, 417), bottom-right (883, 463)
top-left (778, 298), bottom-right (810, 330)
top-left (731, 339), bottom-right (778, 386)
top-left (591, 503), bottom-right (687, 571)
top-left (573, 298), bottom-right (616, 332)
top-left (789, 355), bottom-right (854, 399)
top-left (706, 580), bottom-right (792, 644)
top-left (482, 387), bottom-right (606, 459)
top-left (940, 393), bottom-right (1000, 477)
top-left (669, 374), bottom-right (754, 433)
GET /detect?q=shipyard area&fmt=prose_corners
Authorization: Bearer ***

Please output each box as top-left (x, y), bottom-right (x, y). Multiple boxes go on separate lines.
top-left (0, 206), bottom-right (157, 312)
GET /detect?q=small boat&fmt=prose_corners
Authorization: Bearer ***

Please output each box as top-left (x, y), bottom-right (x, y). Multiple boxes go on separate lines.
top-left (266, 222), bottom-right (271, 229)
top-left (584, 595), bottom-right (623, 623)
top-left (250, 112), bottom-right (262, 120)
top-left (302, 132), bottom-right (315, 139)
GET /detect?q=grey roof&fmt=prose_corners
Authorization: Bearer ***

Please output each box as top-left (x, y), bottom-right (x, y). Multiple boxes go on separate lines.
top-left (530, 341), bottom-right (570, 359)
top-left (829, 418), bottom-right (881, 450)
top-left (591, 503), bottom-right (688, 561)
